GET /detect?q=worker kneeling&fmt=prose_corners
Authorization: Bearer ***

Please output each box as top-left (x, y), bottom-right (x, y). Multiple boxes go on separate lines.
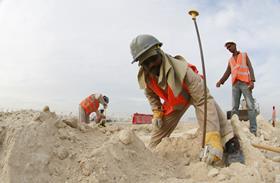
top-left (130, 34), bottom-right (244, 165)
top-left (79, 93), bottom-right (109, 124)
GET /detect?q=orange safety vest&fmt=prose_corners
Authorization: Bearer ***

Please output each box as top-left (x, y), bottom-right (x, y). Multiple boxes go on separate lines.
top-left (147, 63), bottom-right (198, 116)
top-left (80, 95), bottom-right (100, 115)
top-left (229, 52), bottom-right (251, 84)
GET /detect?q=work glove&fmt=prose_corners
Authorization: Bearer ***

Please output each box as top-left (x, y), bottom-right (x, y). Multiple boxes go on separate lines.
top-left (200, 131), bottom-right (223, 165)
top-left (152, 110), bottom-right (163, 129)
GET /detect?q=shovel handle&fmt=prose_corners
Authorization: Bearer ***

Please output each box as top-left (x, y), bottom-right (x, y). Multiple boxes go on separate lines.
top-left (252, 143), bottom-right (280, 153)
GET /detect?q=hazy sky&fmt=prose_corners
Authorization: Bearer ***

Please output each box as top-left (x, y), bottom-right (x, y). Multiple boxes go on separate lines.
top-left (0, 0), bottom-right (279, 120)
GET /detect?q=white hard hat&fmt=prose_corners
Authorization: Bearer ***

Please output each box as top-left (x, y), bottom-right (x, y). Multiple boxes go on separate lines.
top-left (224, 40), bottom-right (236, 47)
top-left (130, 34), bottom-right (162, 64)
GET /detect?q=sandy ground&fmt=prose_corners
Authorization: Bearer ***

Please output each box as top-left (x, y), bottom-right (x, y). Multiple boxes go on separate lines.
top-left (0, 109), bottom-right (279, 183)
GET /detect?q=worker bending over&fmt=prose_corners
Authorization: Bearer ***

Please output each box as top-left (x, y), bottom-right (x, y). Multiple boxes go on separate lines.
top-left (130, 34), bottom-right (244, 165)
top-left (79, 93), bottom-right (109, 124)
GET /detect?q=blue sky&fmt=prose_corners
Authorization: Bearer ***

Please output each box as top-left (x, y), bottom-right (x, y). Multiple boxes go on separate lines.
top-left (0, 0), bottom-right (279, 120)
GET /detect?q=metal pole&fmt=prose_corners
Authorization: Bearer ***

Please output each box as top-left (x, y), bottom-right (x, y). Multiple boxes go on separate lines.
top-left (188, 10), bottom-right (207, 148)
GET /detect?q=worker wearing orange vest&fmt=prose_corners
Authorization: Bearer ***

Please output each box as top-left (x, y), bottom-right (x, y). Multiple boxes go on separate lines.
top-left (216, 41), bottom-right (257, 136)
top-left (79, 93), bottom-right (109, 124)
top-left (130, 35), bottom-right (244, 166)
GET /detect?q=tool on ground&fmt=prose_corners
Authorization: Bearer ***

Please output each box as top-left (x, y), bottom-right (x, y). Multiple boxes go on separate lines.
top-left (252, 143), bottom-right (280, 153)
top-left (188, 10), bottom-right (208, 158)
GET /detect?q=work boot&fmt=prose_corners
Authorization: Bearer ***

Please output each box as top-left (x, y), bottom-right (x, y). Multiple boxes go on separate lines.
top-left (223, 136), bottom-right (245, 166)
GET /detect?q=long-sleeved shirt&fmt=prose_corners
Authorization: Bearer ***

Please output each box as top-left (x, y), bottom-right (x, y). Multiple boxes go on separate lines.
top-left (219, 52), bottom-right (255, 84)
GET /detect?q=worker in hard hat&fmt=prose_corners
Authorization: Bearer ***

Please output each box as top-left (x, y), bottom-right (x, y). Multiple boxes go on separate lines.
top-left (79, 93), bottom-right (109, 124)
top-left (216, 41), bottom-right (257, 136)
top-left (130, 34), bottom-right (244, 165)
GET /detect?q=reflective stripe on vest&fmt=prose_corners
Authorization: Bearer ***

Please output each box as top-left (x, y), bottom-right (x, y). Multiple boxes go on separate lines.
top-left (229, 52), bottom-right (250, 84)
top-left (147, 64), bottom-right (194, 115)
top-left (80, 95), bottom-right (100, 115)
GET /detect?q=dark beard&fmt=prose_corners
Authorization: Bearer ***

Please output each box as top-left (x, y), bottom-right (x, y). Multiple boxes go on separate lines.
top-left (149, 66), bottom-right (160, 76)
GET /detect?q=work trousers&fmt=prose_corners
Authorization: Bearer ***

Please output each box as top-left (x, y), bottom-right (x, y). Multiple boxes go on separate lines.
top-left (232, 81), bottom-right (257, 133)
top-left (149, 68), bottom-right (234, 149)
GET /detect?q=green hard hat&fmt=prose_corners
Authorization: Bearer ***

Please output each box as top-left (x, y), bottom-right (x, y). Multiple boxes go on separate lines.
top-left (130, 34), bottom-right (162, 64)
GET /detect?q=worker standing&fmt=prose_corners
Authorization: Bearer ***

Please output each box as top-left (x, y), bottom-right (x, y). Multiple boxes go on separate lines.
top-left (79, 93), bottom-right (109, 124)
top-left (272, 106), bottom-right (276, 127)
top-left (130, 34), bottom-right (244, 165)
top-left (216, 41), bottom-right (257, 136)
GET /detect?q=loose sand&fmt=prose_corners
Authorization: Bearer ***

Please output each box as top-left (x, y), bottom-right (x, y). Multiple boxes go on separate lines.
top-left (0, 109), bottom-right (279, 183)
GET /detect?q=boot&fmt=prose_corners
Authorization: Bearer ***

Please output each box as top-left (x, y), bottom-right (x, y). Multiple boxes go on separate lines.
top-left (224, 136), bottom-right (245, 166)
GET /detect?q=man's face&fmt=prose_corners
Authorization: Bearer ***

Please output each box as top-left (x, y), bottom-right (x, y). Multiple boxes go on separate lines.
top-left (141, 54), bottom-right (162, 76)
top-left (226, 43), bottom-right (236, 53)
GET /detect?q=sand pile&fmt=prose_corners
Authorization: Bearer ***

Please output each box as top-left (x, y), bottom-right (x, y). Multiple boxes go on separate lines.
top-left (0, 110), bottom-right (175, 183)
top-left (0, 110), bottom-right (279, 183)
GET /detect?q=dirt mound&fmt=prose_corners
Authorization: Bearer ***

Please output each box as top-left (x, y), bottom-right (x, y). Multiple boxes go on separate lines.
top-left (0, 110), bottom-right (279, 183)
top-left (0, 110), bottom-right (175, 182)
